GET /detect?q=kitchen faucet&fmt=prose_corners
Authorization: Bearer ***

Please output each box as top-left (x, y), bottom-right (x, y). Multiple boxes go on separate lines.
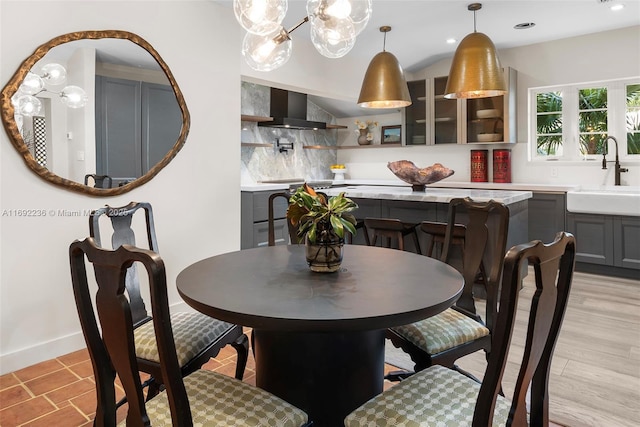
top-left (601, 136), bottom-right (628, 185)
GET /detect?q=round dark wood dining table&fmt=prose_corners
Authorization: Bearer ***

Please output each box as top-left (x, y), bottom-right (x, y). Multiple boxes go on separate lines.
top-left (177, 244), bottom-right (463, 427)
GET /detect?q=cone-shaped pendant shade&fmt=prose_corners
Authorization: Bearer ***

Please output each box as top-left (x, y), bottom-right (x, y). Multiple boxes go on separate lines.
top-left (358, 51), bottom-right (412, 108)
top-left (444, 31), bottom-right (506, 99)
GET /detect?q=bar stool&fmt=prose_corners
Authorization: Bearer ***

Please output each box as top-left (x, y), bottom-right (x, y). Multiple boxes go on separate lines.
top-left (421, 220), bottom-right (487, 287)
top-left (364, 218), bottom-right (421, 254)
top-left (347, 219), bottom-right (370, 245)
top-left (420, 221), bottom-right (466, 258)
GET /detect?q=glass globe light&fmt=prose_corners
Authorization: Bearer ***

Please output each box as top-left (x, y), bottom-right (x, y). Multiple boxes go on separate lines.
top-left (348, 0), bottom-right (372, 35)
top-left (16, 95), bottom-right (43, 116)
top-left (234, 0), bottom-right (287, 35)
top-left (40, 63), bottom-right (67, 85)
top-left (11, 88), bottom-right (26, 107)
top-left (20, 72), bottom-right (45, 95)
top-left (310, 15), bottom-right (355, 58)
top-left (59, 86), bottom-right (88, 108)
top-left (242, 25), bottom-right (292, 71)
top-left (307, 0), bottom-right (371, 36)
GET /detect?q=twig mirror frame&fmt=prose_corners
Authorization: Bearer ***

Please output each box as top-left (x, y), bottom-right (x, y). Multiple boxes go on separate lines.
top-left (0, 30), bottom-right (190, 196)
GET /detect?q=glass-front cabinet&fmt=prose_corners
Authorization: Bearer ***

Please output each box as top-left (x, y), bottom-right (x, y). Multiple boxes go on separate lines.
top-left (465, 67), bottom-right (517, 144)
top-left (404, 67), bottom-right (516, 145)
top-left (404, 80), bottom-right (428, 145)
top-left (433, 76), bottom-right (460, 144)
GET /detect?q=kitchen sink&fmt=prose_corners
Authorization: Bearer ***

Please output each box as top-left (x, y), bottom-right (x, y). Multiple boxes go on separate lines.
top-left (566, 186), bottom-right (640, 217)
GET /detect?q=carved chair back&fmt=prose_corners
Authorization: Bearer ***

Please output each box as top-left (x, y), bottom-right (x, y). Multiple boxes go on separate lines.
top-left (440, 197), bottom-right (510, 332)
top-left (474, 232), bottom-right (576, 426)
top-left (89, 202), bottom-right (157, 326)
top-left (70, 237), bottom-right (192, 426)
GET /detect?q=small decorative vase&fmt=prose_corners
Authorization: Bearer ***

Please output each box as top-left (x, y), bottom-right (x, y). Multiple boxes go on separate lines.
top-left (357, 128), bottom-right (371, 145)
top-left (305, 234), bottom-right (344, 273)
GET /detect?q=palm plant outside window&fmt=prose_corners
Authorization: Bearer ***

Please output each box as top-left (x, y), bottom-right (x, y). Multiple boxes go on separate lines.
top-left (530, 77), bottom-right (640, 161)
top-left (627, 83), bottom-right (640, 154)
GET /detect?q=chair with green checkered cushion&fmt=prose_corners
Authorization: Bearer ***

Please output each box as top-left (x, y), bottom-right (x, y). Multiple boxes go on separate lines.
top-left (347, 232), bottom-right (577, 427)
top-left (71, 237), bottom-right (311, 427)
top-left (386, 197), bottom-right (509, 377)
top-left (90, 202), bottom-right (249, 400)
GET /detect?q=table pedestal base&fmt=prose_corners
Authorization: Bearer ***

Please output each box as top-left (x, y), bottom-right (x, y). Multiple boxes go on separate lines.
top-left (253, 329), bottom-right (385, 427)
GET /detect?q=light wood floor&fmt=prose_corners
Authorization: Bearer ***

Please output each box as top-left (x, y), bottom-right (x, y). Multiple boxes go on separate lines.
top-left (453, 268), bottom-right (640, 427)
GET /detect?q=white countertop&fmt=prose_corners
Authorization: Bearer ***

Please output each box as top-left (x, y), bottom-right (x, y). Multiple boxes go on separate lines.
top-left (241, 183), bottom-right (292, 192)
top-left (340, 179), bottom-right (578, 192)
top-left (323, 185), bottom-right (532, 205)
top-left (241, 179), bottom-right (578, 193)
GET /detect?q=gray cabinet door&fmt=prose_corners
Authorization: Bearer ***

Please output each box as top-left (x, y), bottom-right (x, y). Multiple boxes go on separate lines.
top-left (528, 192), bottom-right (566, 243)
top-left (141, 83), bottom-right (182, 171)
top-left (96, 76), bottom-right (180, 186)
top-left (568, 213), bottom-right (614, 266)
top-left (254, 219), bottom-right (289, 247)
top-left (95, 76), bottom-right (142, 184)
top-left (241, 190), bottom-right (291, 249)
top-left (614, 216), bottom-right (640, 270)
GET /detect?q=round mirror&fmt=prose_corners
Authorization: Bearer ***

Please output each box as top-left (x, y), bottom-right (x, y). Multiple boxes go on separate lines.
top-left (0, 30), bottom-right (190, 196)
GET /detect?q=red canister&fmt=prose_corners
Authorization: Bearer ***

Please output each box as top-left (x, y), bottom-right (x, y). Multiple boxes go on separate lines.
top-left (470, 149), bottom-right (488, 182)
top-left (493, 149), bottom-right (512, 183)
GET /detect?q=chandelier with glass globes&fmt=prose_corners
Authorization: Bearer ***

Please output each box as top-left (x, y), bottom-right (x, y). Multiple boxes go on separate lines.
top-left (11, 63), bottom-right (88, 117)
top-left (234, 0), bottom-right (372, 71)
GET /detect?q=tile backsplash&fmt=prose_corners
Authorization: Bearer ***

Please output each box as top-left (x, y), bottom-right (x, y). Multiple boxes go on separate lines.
top-left (241, 82), bottom-right (338, 184)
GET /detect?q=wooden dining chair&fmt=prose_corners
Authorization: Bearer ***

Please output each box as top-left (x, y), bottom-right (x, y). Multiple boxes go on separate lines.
top-left (89, 202), bottom-right (249, 400)
top-left (70, 237), bottom-right (310, 427)
top-left (268, 192), bottom-right (299, 246)
top-left (346, 232), bottom-right (577, 426)
top-left (386, 197), bottom-right (509, 377)
top-left (84, 174), bottom-right (112, 189)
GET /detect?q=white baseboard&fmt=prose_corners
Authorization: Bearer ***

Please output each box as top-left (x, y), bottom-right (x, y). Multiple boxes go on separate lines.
top-left (0, 301), bottom-right (194, 375)
top-left (0, 332), bottom-right (86, 375)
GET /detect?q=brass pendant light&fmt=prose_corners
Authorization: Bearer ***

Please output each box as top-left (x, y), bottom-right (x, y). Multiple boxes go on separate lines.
top-left (444, 3), bottom-right (506, 99)
top-left (357, 26), bottom-right (412, 108)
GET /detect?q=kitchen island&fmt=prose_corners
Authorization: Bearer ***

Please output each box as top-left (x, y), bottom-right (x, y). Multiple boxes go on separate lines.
top-left (241, 183), bottom-right (533, 254)
top-left (320, 185), bottom-right (532, 290)
top-left (322, 185), bottom-right (531, 254)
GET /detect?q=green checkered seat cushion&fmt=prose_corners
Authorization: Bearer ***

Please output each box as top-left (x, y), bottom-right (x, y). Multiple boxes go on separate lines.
top-left (390, 308), bottom-right (489, 354)
top-left (117, 369), bottom-right (308, 426)
top-left (134, 311), bottom-right (235, 366)
top-left (344, 365), bottom-right (511, 427)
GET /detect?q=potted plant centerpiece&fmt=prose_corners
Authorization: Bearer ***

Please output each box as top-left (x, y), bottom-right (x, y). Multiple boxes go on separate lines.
top-left (287, 183), bottom-right (358, 272)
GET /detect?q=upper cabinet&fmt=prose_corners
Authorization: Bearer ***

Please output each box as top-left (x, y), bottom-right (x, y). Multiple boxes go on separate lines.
top-left (404, 67), bottom-right (517, 146)
top-left (432, 76), bottom-right (461, 145)
top-left (464, 67), bottom-right (517, 144)
top-left (404, 80), bottom-right (429, 145)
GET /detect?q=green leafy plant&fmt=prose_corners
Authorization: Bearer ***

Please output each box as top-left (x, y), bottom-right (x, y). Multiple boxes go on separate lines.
top-left (287, 183), bottom-right (358, 244)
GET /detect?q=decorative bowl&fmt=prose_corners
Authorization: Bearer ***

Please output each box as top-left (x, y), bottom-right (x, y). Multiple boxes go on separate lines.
top-left (476, 109), bottom-right (500, 119)
top-left (477, 133), bottom-right (502, 142)
top-left (387, 160), bottom-right (455, 191)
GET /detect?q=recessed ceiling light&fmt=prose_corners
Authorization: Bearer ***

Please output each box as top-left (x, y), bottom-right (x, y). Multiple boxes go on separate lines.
top-left (446, 38), bottom-right (457, 44)
top-left (611, 4), bottom-right (625, 11)
top-left (514, 22), bottom-right (536, 30)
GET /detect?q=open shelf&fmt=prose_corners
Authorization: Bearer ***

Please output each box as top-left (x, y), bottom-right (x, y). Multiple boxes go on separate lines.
top-left (241, 114), bottom-right (346, 129)
top-left (241, 115), bottom-right (273, 123)
top-left (241, 142), bottom-right (272, 147)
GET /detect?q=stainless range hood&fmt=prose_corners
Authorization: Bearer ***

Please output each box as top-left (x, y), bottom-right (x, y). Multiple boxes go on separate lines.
top-left (258, 88), bottom-right (327, 130)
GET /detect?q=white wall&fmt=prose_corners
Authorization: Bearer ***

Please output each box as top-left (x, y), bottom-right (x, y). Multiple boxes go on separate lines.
top-left (0, 1), bottom-right (242, 373)
top-left (336, 26), bottom-right (640, 187)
